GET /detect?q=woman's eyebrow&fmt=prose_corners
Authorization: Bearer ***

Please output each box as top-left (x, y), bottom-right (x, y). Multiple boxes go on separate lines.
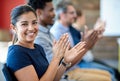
top-left (32, 20), bottom-right (37, 22)
top-left (20, 21), bottom-right (28, 23)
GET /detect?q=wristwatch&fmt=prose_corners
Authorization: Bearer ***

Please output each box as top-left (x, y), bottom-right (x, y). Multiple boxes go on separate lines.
top-left (61, 59), bottom-right (71, 68)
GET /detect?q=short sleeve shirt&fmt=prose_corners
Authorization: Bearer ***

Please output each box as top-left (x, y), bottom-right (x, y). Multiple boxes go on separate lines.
top-left (6, 44), bottom-right (49, 79)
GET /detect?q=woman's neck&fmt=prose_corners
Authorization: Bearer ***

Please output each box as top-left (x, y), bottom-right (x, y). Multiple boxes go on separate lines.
top-left (16, 41), bottom-right (34, 49)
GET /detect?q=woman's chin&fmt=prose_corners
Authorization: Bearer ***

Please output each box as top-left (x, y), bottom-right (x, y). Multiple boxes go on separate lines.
top-left (26, 39), bottom-right (35, 43)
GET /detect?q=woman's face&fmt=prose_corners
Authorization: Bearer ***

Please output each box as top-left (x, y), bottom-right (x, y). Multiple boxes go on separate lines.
top-left (14, 11), bottom-right (38, 43)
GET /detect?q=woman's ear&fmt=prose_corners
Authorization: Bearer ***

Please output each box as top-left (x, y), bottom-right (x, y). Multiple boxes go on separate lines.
top-left (10, 24), bottom-right (16, 34)
top-left (10, 24), bottom-right (18, 45)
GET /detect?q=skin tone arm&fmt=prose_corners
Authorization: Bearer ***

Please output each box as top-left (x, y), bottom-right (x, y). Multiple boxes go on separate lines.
top-left (53, 63), bottom-right (67, 81)
top-left (14, 34), bottom-right (69, 81)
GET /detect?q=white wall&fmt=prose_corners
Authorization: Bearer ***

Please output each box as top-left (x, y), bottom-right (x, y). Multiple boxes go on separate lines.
top-left (100, 0), bottom-right (120, 36)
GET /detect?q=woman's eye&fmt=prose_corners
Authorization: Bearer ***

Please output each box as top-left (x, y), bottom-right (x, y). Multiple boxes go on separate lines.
top-left (33, 21), bottom-right (38, 25)
top-left (21, 23), bottom-right (28, 26)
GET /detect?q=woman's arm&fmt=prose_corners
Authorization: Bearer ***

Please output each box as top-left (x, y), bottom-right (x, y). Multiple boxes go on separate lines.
top-left (53, 63), bottom-right (67, 81)
top-left (14, 34), bottom-right (69, 81)
top-left (14, 58), bottom-right (60, 81)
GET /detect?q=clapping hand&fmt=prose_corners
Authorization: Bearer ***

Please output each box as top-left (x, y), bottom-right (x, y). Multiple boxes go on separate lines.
top-left (52, 33), bottom-right (70, 61)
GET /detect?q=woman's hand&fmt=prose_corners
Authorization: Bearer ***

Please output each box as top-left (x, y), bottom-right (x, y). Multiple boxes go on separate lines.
top-left (52, 33), bottom-right (70, 61)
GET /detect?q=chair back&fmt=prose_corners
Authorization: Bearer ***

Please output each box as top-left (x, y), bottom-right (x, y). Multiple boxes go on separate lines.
top-left (2, 64), bottom-right (17, 81)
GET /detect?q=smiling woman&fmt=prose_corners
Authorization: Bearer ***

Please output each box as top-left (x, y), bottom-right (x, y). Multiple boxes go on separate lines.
top-left (10, 5), bottom-right (38, 45)
top-left (6, 5), bottom-right (51, 80)
top-left (12, 11), bottom-right (38, 47)
top-left (5, 4), bottom-right (87, 81)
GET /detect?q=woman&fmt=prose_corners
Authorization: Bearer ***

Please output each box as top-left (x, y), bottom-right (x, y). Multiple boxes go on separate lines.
top-left (6, 5), bottom-right (86, 81)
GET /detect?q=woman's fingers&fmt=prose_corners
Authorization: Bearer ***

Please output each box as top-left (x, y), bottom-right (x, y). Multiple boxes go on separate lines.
top-left (77, 48), bottom-right (86, 58)
top-left (74, 42), bottom-right (86, 56)
top-left (53, 33), bottom-right (70, 60)
top-left (59, 33), bottom-right (69, 53)
top-left (64, 40), bottom-right (70, 51)
top-left (58, 33), bottom-right (68, 46)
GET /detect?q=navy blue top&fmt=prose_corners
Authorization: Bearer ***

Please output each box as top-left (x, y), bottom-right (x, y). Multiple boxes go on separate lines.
top-left (6, 44), bottom-right (49, 79)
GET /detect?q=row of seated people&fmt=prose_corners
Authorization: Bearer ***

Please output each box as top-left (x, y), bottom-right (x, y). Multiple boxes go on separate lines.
top-left (2, 0), bottom-right (120, 81)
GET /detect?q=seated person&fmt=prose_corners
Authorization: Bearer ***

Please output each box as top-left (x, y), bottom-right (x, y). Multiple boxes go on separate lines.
top-left (6, 5), bottom-right (91, 81)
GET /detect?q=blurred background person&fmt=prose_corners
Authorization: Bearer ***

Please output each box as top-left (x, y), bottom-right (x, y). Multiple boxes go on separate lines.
top-left (50, 0), bottom-right (117, 81)
top-left (72, 9), bottom-right (86, 31)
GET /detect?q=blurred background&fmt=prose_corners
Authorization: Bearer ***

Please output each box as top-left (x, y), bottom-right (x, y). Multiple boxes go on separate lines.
top-left (0, 0), bottom-right (120, 81)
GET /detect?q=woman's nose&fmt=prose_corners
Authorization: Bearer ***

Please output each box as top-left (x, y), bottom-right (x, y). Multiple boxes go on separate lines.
top-left (28, 25), bottom-right (34, 30)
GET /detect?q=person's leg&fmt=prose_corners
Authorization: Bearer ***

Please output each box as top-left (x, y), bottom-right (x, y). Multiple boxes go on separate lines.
top-left (94, 59), bottom-right (120, 80)
top-left (67, 68), bottom-right (111, 81)
top-left (78, 61), bottom-right (116, 81)
top-left (75, 68), bottom-right (111, 77)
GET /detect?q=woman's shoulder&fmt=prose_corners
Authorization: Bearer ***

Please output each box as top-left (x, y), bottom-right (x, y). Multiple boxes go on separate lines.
top-left (7, 45), bottom-right (33, 73)
top-left (8, 45), bottom-right (27, 54)
top-left (7, 44), bottom-right (33, 61)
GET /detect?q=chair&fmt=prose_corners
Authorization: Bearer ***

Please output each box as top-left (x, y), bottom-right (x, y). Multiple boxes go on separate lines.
top-left (2, 63), bottom-right (17, 81)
